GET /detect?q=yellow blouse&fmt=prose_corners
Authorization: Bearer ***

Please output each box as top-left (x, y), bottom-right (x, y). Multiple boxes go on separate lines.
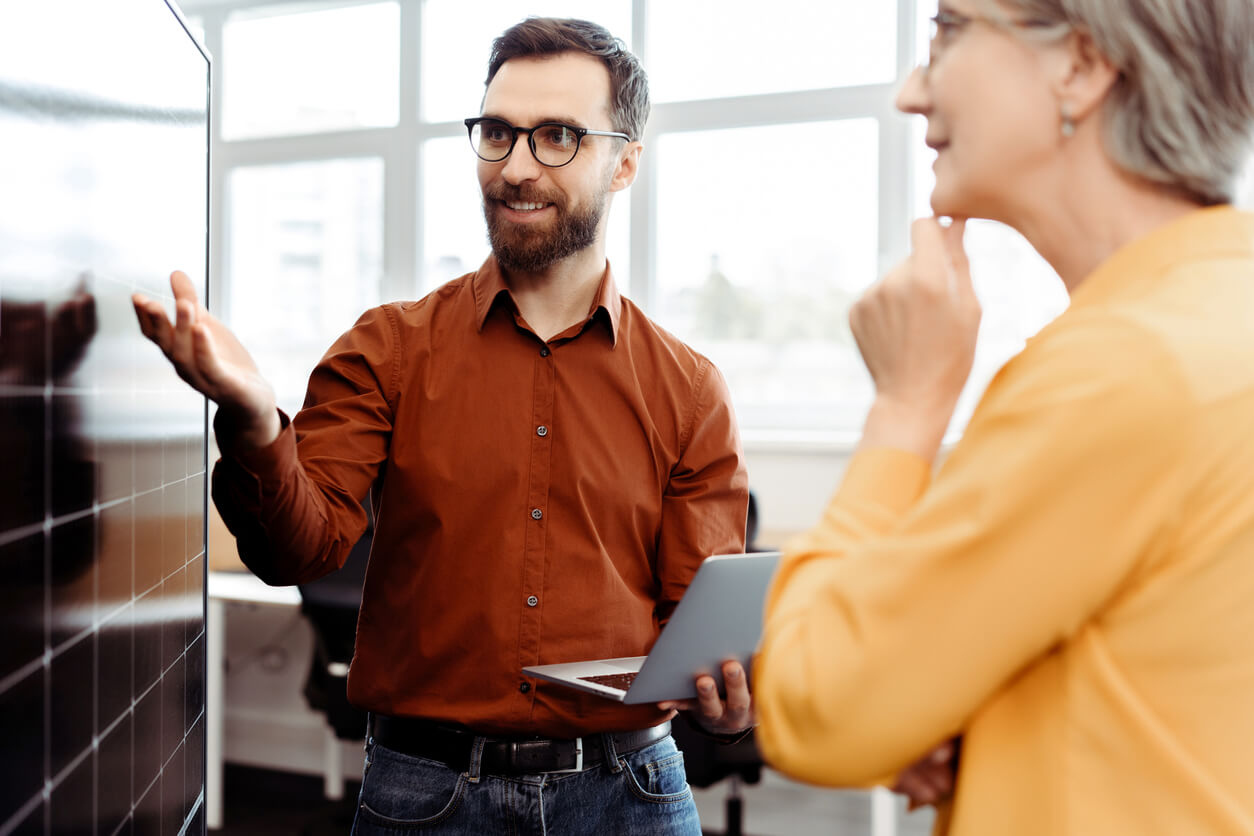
top-left (755, 207), bottom-right (1254, 835)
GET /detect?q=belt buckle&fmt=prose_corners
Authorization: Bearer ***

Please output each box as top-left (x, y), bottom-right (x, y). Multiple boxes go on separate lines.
top-left (545, 737), bottom-right (584, 774)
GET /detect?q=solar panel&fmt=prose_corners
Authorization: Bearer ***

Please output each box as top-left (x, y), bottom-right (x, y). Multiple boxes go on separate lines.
top-left (0, 2), bottom-right (210, 833)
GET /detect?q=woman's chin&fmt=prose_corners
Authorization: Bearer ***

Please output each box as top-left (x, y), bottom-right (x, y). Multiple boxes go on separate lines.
top-left (928, 186), bottom-right (963, 219)
top-left (929, 186), bottom-right (991, 223)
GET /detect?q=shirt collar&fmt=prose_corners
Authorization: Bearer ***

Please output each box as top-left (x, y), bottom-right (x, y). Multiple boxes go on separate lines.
top-left (471, 254), bottom-right (623, 346)
top-left (1068, 205), bottom-right (1254, 311)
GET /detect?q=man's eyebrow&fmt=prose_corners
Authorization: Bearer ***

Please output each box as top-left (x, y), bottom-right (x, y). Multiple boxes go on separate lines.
top-left (478, 112), bottom-right (587, 127)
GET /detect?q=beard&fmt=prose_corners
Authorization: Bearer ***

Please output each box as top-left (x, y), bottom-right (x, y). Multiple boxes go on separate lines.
top-left (483, 181), bottom-right (608, 274)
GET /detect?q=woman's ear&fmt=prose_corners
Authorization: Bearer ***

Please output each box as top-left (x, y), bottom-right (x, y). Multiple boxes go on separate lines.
top-left (1052, 29), bottom-right (1119, 125)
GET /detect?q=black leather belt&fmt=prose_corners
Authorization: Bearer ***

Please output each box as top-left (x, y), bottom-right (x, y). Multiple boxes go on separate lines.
top-left (370, 715), bottom-right (671, 775)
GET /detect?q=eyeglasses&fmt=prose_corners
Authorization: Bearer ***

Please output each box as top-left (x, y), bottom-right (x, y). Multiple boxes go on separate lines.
top-left (926, 9), bottom-right (1055, 69)
top-left (464, 117), bottom-right (630, 168)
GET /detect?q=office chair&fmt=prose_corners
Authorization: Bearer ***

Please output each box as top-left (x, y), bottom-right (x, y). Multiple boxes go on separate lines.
top-left (672, 490), bottom-right (767, 836)
top-left (297, 499), bottom-right (373, 808)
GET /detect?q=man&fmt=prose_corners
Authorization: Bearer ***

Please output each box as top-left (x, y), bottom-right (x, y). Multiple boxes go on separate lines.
top-left (134, 17), bottom-right (751, 835)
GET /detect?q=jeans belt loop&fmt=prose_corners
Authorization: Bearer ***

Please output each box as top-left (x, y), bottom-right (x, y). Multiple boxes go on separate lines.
top-left (467, 735), bottom-right (487, 784)
top-left (602, 731), bottom-right (623, 774)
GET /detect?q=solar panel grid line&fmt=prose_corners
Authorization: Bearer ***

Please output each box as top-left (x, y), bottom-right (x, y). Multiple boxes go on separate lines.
top-left (0, 789), bottom-right (44, 836)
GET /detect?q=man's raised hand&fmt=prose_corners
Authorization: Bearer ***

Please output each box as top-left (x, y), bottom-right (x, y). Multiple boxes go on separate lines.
top-left (132, 271), bottom-right (281, 449)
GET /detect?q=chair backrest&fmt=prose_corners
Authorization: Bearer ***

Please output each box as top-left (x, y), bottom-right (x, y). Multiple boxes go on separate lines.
top-left (298, 499), bottom-right (374, 739)
top-left (299, 500), bottom-right (374, 614)
top-left (746, 490), bottom-right (759, 552)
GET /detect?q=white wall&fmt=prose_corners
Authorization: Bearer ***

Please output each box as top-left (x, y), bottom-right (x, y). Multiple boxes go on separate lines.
top-left (745, 442), bottom-right (852, 544)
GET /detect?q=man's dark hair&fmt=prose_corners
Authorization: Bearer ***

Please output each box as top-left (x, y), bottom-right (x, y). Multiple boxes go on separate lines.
top-left (485, 17), bottom-right (650, 141)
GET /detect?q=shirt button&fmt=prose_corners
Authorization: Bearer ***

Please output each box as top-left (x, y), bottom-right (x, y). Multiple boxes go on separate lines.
top-left (527, 595), bottom-right (538, 607)
top-left (540, 347), bottom-right (550, 357)
top-left (531, 508), bottom-right (543, 520)
top-left (520, 682), bottom-right (531, 693)
top-left (536, 425), bottom-right (548, 437)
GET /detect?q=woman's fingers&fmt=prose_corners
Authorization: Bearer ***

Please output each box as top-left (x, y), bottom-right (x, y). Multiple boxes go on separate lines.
top-left (892, 740), bottom-right (958, 810)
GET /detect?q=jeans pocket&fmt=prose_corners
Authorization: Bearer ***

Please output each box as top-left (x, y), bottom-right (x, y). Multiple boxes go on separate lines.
top-left (354, 745), bottom-right (468, 831)
top-left (621, 744), bottom-right (693, 805)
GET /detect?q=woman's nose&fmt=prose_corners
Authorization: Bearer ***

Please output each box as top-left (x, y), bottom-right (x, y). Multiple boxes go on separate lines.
top-left (895, 65), bottom-right (930, 116)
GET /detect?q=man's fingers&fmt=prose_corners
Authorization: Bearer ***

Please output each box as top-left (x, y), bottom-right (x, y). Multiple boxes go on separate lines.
top-left (175, 297), bottom-right (196, 332)
top-left (132, 288), bottom-right (217, 396)
top-left (696, 675), bottom-right (723, 720)
top-left (192, 322), bottom-right (229, 390)
top-left (168, 298), bottom-right (200, 370)
top-left (132, 294), bottom-right (174, 351)
top-left (664, 666), bottom-right (755, 734)
top-left (169, 270), bottom-right (202, 310)
top-left (722, 662), bottom-right (752, 715)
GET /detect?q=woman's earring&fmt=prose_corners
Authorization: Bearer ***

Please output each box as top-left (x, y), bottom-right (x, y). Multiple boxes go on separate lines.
top-left (1061, 102), bottom-right (1076, 138)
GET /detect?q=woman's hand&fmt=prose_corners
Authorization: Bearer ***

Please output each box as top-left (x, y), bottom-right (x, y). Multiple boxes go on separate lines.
top-left (893, 738), bottom-right (960, 811)
top-left (850, 217), bottom-right (980, 462)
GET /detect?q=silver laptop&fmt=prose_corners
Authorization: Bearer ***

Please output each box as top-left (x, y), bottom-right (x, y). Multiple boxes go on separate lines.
top-left (523, 551), bottom-right (781, 704)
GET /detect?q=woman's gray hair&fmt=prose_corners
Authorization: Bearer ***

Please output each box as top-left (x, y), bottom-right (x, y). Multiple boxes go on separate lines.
top-left (989, 0), bottom-right (1254, 205)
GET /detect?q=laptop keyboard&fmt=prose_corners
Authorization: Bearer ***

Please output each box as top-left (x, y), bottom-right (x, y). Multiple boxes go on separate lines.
top-left (577, 672), bottom-right (638, 691)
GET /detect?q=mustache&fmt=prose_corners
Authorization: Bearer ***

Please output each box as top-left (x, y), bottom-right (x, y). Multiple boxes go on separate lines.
top-left (484, 183), bottom-right (564, 207)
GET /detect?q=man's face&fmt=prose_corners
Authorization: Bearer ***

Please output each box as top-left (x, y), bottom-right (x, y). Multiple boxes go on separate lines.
top-left (477, 52), bottom-right (637, 274)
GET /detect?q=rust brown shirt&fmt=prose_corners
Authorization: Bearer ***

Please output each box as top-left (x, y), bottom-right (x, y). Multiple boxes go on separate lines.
top-left (212, 257), bottom-right (748, 737)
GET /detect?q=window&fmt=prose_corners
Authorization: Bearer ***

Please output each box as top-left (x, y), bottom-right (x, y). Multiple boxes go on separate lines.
top-left (222, 2), bottom-right (399, 139)
top-left (187, 0), bottom-right (1141, 443)
top-left (227, 158), bottom-right (384, 413)
top-left (653, 120), bottom-right (880, 431)
top-left (420, 0), bottom-right (631, 123)
top-left (647, 0), bottom-right (897, 102)
top-left (1239, 160), bottom-right (1254, 209)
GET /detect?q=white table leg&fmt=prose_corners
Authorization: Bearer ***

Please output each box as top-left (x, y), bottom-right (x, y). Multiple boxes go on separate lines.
top-left (324, 727), bottom-right (344, 800)
top-left (206, 597), bottom-right (226, 830)
top-left (871, 786), bottom-right (897, 836)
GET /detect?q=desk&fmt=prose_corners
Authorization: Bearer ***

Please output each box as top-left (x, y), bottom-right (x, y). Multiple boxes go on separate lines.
top-left (207, 570), bottom-right (302, 830)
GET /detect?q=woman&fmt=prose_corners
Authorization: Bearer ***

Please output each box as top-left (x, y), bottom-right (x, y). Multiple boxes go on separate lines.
top-left (753, 1), bottom-right (1254, 833)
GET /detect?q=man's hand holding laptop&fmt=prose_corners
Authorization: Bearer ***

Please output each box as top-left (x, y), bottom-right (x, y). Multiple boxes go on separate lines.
top-left (658, 659), bottom-right (755, 737)
top-left (522, 552), bottom-right (775, 736)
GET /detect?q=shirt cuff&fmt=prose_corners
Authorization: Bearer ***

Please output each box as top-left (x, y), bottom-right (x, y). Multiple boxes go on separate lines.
top-left (213, 408), bottom-right (298, 489)
top-left (679, 712), bottom-right (756, 745)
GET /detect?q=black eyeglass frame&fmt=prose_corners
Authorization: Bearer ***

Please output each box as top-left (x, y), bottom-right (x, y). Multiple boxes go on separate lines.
top-left (464, 116), bottom-right (631, 168)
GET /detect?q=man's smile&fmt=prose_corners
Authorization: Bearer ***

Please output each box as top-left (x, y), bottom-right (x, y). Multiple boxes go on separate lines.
top-left (505, 200), bottom-right (551, 212)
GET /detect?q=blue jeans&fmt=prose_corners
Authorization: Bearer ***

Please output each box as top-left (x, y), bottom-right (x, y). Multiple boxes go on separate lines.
top-left (350, 731), bottom-right (701, 835)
